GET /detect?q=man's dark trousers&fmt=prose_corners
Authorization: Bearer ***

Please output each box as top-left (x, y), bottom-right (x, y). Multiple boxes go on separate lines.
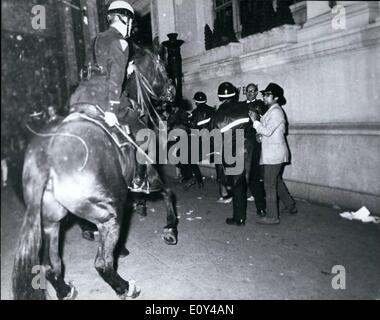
top-left (249, 143), bottom-right (266, 212)
top-left (263, 164), bottom-right (295, 219)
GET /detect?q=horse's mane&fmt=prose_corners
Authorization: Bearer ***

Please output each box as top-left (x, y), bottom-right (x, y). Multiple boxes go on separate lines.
top-left (126, 42), bottom-right (168, 129)
top-left (131, 43), bottom-right (157, 65)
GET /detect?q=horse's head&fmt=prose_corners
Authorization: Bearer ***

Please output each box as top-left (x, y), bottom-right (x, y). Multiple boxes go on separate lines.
top-left (131, 39), bottom-right (170, 101)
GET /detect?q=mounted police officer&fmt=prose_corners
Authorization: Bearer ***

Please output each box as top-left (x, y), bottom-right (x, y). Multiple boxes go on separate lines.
top-left (212, 82), bottom-right (261, 226)
top-left (70, 0), bottom-right (134, 123)
top-left (70, 0), bottom-right (157, 194)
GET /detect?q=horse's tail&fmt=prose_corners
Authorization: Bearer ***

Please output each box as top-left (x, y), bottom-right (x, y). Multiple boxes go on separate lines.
top-left (12, 174), bottom-right (47, 300)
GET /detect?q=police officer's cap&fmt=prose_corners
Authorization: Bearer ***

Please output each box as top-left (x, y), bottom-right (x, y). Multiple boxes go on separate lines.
top-left (108, 1), bottom-right (134, 18)
top-left (193, 92), bottom-right (207, 104)
top-left (218, 82), bottom-right (236, 98)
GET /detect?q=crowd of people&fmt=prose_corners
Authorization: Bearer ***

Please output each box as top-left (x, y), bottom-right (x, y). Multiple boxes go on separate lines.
top-left (155, 80), bottom-right (297, 226)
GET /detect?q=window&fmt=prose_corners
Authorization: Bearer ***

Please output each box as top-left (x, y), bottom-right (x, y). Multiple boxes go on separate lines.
top-left (212, 0), bottom-right (238, 48)
top-left (205, 0), bottom-right (297, 50)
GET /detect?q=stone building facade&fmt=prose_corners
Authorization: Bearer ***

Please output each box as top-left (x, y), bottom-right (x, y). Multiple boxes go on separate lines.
top-left (151, 0), bottom-right (380, 213)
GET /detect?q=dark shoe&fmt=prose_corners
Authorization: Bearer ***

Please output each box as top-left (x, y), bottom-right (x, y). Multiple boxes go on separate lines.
top-left (255, 216), bottom-right (280, 225)
top-left (282, 205), bottom-right (298, 215)
top-left (257, 209), bottom-right (267, 218)
top-left (226, 218), bottom-right (246, 226)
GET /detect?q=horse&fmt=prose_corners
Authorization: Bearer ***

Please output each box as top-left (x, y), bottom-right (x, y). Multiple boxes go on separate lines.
top-left (12, 42), bottom-right (178, 300)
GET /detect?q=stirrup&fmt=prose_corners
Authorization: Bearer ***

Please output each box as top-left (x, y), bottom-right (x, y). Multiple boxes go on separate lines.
top-left (129, 179), bottom-right (161, 194)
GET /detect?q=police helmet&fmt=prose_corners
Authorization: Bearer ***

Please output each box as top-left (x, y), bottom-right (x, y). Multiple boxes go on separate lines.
top-left (217, 82), bottom-right (236, 99)
top-left (193, 92), bottom-right (207, 104)
top-left (108, 1), bottom-right (134, 19)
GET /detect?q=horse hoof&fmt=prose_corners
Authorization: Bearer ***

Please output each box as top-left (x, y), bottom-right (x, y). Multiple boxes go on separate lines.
top-left (163, 228), bottom-right (178, 245)
top-left (82, 230), bottom-right (99, 242)
top-left (118, 247), bottom-right (130, 259)
top-left (118, 281), bottom-right (141, 300)
top-left (163, 235), bottom-right (177, 245)
top-left (63, 283), bottom-right (78, 300)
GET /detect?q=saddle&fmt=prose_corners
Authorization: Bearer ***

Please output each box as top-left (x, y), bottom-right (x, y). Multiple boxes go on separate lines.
top-left (67, 103), bottom-right (132, 149)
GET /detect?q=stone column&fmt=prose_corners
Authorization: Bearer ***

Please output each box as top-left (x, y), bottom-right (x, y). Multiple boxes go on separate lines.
top-left (151, 0), bottom-right (159, 39)
top-left (59, 2), bottom-right (79, 88)
top-left (86, 0), bottom-right (99, 38)
top-left (80, 0), bottom-right (93, 63)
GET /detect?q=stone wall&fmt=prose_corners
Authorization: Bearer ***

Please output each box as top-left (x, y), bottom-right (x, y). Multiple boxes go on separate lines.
top-left (154, 1), bottom-right (380, 213)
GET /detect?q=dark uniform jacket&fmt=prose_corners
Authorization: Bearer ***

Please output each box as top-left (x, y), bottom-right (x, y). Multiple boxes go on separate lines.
top-left (70, 27), bottom-right (130, 114)
top-left (190, 104), bottom-right (215, 130)
top-left (244, 99), bottom-right (267, 117)
top-left (211, 100), bottom-right (260, 180)
top-left (167, 108), bottom-right (192, 131)
top-left (212, 100), bottom-right (256, 139)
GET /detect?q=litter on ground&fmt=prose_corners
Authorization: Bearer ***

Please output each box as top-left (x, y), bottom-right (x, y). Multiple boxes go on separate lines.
top-left (339, 206), bottom-right (380, 224)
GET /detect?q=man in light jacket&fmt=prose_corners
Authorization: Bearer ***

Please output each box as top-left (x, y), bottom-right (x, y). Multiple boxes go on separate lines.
top-left (249, 83), bottom-right (297, 225)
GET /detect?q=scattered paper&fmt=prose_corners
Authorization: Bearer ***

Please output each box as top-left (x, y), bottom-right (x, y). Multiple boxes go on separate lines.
top-left (339, 206), bottom-right (380, 224)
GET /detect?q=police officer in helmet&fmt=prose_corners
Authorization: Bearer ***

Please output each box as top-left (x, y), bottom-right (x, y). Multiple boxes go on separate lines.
top-left (190, 92), bottom-right (215, 130)
top-left (212, 82), bottom-right (259, 226)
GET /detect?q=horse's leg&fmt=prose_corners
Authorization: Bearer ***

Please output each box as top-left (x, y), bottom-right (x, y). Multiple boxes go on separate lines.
top-left (42, 221), bottom-right (77, 300)
top-left (94, 216), bottom-right (140, 299)
top-left (161, 188), bottom-right (178, 245)
top-left (147, 165), bottom-right (178, 244)
top-left (41, 186), bottom-right (75, 300)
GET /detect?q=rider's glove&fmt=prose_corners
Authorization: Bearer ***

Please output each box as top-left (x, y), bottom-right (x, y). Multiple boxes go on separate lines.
top-left (127, 61), bottom-right (136, 77)
top-left (104, 112), bottom-right (118, 127)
